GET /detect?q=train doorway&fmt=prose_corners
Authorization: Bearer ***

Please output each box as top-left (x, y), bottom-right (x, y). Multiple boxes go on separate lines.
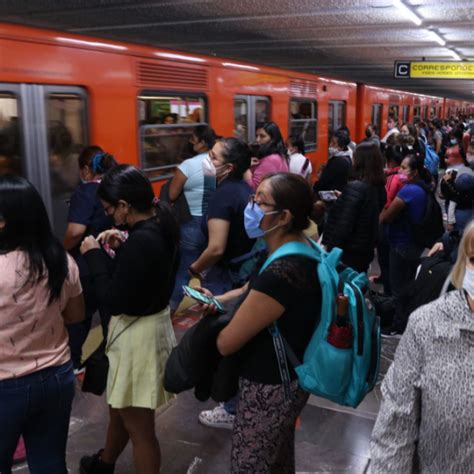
top-left (0, 84), bottom-right (88, 237)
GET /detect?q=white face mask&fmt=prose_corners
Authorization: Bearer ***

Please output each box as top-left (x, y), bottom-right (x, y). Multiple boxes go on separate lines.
top-left (462, 266), bottom-right (474, 298)
top-left (328, 146), bottom-right (338, 157)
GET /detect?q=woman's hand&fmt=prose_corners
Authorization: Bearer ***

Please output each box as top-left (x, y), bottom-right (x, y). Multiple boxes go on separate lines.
top-left (250, 157), bottom-right (260, 167)
top-left (193, 287), bottom-right (221, 316)
top-left (80, 235), bottom-right (100, 254)
top-left (97, 229), bottom-right (124, 249)
top-left (428, 242), bottom-right (444, 257)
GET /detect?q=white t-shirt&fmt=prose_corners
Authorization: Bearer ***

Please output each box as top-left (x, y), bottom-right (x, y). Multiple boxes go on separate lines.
top-left (288, 153), bottom-right (312, 178)
top-left (178, 152), bottom-right (215, 216)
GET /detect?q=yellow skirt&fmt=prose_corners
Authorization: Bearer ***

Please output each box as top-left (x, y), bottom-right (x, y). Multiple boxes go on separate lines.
top-left (106, 307), bottom-right (176, 409)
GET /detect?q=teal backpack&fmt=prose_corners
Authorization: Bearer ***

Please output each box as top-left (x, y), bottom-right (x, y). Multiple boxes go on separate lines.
top-left (424, 144), bottom-right (440, 176)
top-left (260, 239), bottom-right (381, 408)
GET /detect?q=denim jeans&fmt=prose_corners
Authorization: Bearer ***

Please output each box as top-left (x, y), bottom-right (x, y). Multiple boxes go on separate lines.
top-left (389, 243), bottom-right (423, 331)
top-left (0, 361), bottom-right (75, 474)
top-left (170, 216), bottom-right (207, 310)
top-left (203, 264), bottom-right (241, 297)
top-left (67, 275), bottom-right (111, 367)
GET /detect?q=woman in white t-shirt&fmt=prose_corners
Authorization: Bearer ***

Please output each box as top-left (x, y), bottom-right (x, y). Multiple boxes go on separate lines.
top-left (168, 125), bottom-right (216, 311)
top-left (0, 175), bottom-right (84, 472)
top-left (287, 134), bottom-right (312, 182)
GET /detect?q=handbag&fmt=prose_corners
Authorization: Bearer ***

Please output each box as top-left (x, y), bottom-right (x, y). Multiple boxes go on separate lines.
top-left (81, 318), bottom-right (138, 396)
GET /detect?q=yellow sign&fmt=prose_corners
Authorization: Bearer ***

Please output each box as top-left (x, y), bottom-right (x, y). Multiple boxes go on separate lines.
top-left (395, 61), bottom-right (474, 79)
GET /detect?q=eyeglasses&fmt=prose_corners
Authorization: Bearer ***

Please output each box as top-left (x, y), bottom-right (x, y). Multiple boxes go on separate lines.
top-left (248, 194), bottom-right (278, 210)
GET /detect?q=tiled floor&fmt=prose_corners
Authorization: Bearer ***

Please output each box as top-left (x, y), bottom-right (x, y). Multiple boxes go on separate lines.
top-left (14, 277), bottom-right (400, 473)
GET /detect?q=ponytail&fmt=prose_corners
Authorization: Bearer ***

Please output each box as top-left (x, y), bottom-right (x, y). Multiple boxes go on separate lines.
top-left (154, 200), bottom-right (180, 251)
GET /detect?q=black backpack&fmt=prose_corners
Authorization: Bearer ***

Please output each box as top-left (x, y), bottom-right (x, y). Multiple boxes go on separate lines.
top-left (411, 184), bottom-right (444, 249)
top-left (398, 254), bottom-right (453, 331)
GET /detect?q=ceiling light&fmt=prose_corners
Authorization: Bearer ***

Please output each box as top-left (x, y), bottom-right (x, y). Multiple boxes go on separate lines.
top-left (155, 52), bottom-right (206, 63)
top-left (449, 49), bottom-right (462, 60)
top-left (428, 30), bottom-right (446, 46)
top-left (222, 62), bottom-right (260, 71)
top-left (393, 0), bottom-right (422, 26)
top-left (56, 37), bottom-right (127, 50)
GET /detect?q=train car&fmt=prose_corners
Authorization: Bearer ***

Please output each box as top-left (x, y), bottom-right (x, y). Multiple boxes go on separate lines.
top-left (355, 85), bottom-right (446, 142)
top-left (1, 22), bottom-right (358, 235)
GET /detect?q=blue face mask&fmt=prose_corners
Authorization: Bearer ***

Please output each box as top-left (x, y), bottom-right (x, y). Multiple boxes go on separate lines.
top-left (244, 201), bottom-right (280, 239)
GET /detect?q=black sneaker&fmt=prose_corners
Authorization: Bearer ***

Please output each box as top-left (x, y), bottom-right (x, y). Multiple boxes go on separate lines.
top-left (381, 326), bottom-right (402, 339)
top-left (80, 450), bottom-right (115, 474)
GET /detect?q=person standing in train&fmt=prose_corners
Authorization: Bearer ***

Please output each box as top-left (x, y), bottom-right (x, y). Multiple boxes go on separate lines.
top-left (79, 165), bottom-right (179, 474)
top-left (0, 175), bottom-right (84, 473)
top-left (245, 121), bottom-right (289, 191)
top-left (381, 114), bottom-right (399, 144)
top-left (168, 125), bottom-right (216, 312)
top-left (63, 146), bottom-right (117, 374)
top-left (370, 221), bottom-right (474, 473)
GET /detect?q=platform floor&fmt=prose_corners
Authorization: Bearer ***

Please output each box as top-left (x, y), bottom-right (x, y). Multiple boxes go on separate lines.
top-left (14, 278), bottom-right (399, 474)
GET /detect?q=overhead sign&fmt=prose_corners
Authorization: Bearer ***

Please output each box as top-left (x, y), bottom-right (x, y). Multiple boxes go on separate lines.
top-left (394, 61), bottom-right (474, 79)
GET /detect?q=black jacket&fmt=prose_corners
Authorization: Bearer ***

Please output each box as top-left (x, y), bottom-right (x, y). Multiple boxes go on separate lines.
top-left (164, 294), bottom-right (248, 402)
top-left (322, 181), bottom-right (386, 271)
top-left (313, 154), bottom-right (352, 193)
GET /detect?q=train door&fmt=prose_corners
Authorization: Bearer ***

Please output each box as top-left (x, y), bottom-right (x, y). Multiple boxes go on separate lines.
top-left (0, 84), bottom-right (88, 237)
top-left (234, 95), bottom-right (270, 143)
top-left (328, 100), bottom-right (346, 145)
top-left (371, 104), bottom-right (383, 135)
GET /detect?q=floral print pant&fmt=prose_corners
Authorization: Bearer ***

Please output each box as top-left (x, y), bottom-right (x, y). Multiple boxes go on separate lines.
top-left (231, 377), bottom-right (309, 473)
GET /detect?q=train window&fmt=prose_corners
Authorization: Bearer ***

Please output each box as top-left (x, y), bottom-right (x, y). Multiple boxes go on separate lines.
top-left (255, 98), bottom-right (270, 130)
top-left (47, 93), bottom-right (87, 195)
top-left (422, 106), bottom-right (428, 120)
top-left (234, 98), bottom-right (248, 142)
top-left (234, 95), bottom-right (270, 143)
top-left (0, 92), bottom-right (22, 175)
top-left (289, 99), bottom-right (317, 152)
top-left (371, 104), bottom-right (383, 135)
top-left (388, 104), bottom-right (399, 123)
top-left (413, 106), bottom-right (421, 122)
top-left (328, 101), bottom-right (346, 138)
top-left (138, 93), bottom-right (207, 179)
top-left (402, 105), bottom-right (410, 124)
top-left (430, 107), bottom-right (436, 119)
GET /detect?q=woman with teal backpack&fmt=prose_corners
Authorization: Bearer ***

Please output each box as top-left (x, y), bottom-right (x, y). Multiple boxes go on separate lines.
top-left (199, 173), bottom-right (322, 473)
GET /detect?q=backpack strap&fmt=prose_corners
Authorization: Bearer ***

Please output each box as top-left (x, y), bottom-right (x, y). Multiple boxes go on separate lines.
top-left (300, 157), bottom-right (310, 176)
top-left (259, 239), bottom-right (321, 274)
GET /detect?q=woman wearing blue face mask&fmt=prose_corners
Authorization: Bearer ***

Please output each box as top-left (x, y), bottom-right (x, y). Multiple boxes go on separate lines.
top-left (370, 221), bottom-right (474, 473)
top-left (189, 137), bottom-right (254, 296)
top-left (63, 146), bottom-right (117, 373)
top-left (197, 173), bottom-right (322, 472)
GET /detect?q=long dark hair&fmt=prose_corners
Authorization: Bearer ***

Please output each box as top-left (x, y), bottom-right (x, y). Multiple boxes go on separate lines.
top-left (262, 172), bottom-right (313, 231)
top-left (0, 175), bottom-right (68, 304)
top-left (218, 137), bottom-right (251, 179)
top-left (98, 165), bottom-right (179, 245)
top-left (257, 122), bottom-right (288, 160)
top-left (352, 143), bottom-right (385, 185)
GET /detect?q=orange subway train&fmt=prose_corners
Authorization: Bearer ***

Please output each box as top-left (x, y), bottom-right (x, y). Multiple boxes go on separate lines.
top-left (0, 23), bottom-right (472, 234)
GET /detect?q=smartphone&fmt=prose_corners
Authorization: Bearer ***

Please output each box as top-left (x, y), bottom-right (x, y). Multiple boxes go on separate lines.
top-left (182, 286), bottom-right (226, 314)
top-left (318, 190), bottom-right (338, 202)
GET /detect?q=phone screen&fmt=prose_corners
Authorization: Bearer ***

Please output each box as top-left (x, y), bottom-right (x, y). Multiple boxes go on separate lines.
top-left (182, 286), bottom-right (225, 313)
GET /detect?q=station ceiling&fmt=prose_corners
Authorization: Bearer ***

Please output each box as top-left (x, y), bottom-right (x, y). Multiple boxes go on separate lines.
top-left (2, 0), bottom-right (474, 101)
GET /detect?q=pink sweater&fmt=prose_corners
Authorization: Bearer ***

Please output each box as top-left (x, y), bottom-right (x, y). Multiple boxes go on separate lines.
top-left (247, 154), bottom-right (289, 191)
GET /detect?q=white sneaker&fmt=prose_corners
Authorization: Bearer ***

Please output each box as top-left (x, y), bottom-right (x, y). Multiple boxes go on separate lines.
top-left (74, 367), bottom-right (86, 376)
top-left (198, 403), bottom-right (235, 430)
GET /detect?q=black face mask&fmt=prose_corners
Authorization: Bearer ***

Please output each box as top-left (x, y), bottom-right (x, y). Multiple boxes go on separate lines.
top-left (114, 223), bottom-right (129, 232)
